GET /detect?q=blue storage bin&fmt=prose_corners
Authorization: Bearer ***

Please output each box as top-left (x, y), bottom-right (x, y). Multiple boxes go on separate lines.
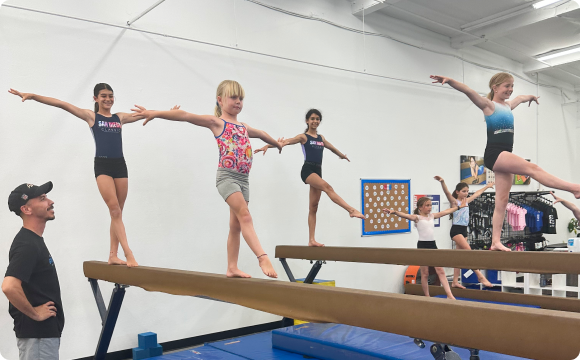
top-left (461, 269), bottom-right (480, 284)
top-left (486, 270), bottom-right (501, 284)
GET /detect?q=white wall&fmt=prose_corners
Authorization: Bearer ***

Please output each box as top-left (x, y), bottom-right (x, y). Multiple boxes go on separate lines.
top-left (0, 1), bottom-right (578, 358)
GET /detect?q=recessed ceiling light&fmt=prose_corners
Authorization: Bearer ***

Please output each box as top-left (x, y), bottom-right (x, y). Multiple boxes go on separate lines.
top-left (533, 0), bottom-right (560, 9)
top-left (537, 45), bottom-right (580, 61)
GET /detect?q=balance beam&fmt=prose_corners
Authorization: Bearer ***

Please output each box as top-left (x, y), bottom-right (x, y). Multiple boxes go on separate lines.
top-left (275, 245), bottom-right (580, 274)
top-left (84, 261), bottom-right (580, 360)
top-left (405, 283), bottom-right (580, 313)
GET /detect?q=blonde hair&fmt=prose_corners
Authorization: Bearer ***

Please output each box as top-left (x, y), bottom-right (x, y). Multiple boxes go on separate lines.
top-left (413, 197), bottom-right (431, 215)
top-left (487, 72), bottom-right (514, 100)
top-left (215, 80), bottom-right (245, 117)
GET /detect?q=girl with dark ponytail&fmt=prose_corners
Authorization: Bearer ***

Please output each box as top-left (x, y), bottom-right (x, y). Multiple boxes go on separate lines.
top-left (430, 73), bottom-right (580, 251)
top-left (384, 196), bottom-right (467, 299)
top-left (254, 108), bottom-right (364, 247)
top-left (435, 176), bottom-right (494, 288)
top-left (9, 84), bottom-right (147, 267)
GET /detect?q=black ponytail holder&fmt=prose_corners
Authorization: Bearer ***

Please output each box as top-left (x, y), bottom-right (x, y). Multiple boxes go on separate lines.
top-left (216, 101), bottom-right (220, 107)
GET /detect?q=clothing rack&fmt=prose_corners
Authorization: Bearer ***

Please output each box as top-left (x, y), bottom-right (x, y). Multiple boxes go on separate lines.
top-left (462, 191), bottom-right (555, 251)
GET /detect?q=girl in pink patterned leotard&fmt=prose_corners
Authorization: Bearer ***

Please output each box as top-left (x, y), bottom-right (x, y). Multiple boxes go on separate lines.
top-left (216, 120), bottom-right (253, 174)
top-left (133, 80), bottom-right (282, 279)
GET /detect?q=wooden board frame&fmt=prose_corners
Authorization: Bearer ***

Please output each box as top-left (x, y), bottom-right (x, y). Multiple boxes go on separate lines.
top-left (84, 261), bottom-right (580, 360)
top-left (361, 179), bottom-right (411, 236)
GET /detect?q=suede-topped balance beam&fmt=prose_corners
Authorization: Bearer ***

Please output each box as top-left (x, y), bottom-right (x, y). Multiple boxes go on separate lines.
top-left (83, 261), bottom-right (580, 360)
top-left (275, 246), bottom-right (580, 274)
top-left (405, 283), bottom-right (580, 313)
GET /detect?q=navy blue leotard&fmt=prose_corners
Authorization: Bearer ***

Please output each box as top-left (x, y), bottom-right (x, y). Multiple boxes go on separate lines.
top-left (300, 134), bottom-right (324, 183)
top-left (91, 113), bottom-right (123, 158)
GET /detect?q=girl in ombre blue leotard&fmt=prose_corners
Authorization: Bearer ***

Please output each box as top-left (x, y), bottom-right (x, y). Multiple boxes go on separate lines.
top-left (484, 101), bottom-right (514, 170)
top-left (430, 72), bottom-right (580, 252)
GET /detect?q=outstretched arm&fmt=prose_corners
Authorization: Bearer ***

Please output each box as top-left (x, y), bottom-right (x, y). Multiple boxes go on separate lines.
top-left (466, 182), bottom-right (494, 204)
top-left (509, 95), bottom-right (539, 110)
top-left (321, 135), bottom-right (349, 162)
top-left (119, 105), bottom-right (180, 125)
top-left (244, 124), bottom-right (283, 153)
top-left (433, 198), bottom-right (467, 219)
top-left (132, 105), bottom-right (221, 131)
top-left (383, 208), bottom-right (418, 222)
top-left (434, 176), bottom-right (456, 207)
top-left (429, 76), bottom-right (493, 112)
top-left (550, 191), bottom-right (580, 221)
top-left (8, 89), bottom-right (94, 124)
top-left (254, 133), bottom-right (306, 155)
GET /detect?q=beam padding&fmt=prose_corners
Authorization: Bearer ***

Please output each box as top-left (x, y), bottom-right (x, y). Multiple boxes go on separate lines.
top-left (275, 246), bottom-right (580, 274)
top-left (84, 261), bottom-right (580, 360)
top-left (405, 283), bottom-right (580, 313)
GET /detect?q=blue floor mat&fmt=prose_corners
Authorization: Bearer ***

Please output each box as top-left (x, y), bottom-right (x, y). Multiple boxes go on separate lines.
top-left (207, 331), bottom-right (308, 360)
top-left (149, 344), bottom-right (247, 359)
top-left (273, 323), bottom-right (530, 360)
top-left (434, 295), bottom-right (541, 308)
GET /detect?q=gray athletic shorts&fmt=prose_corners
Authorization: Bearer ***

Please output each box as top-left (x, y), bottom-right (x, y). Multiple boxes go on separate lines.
top-left (17, 338), bottom-right (60, 360)
top-left (216, 168), bottom-right (250, 202)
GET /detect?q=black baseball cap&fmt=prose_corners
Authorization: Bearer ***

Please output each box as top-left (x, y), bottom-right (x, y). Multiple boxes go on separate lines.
top-left (8, 182), bottom-right (53, 215)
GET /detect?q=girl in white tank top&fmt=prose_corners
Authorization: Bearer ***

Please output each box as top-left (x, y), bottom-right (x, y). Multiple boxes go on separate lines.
top-left (384, 196), bottom-right (467, 299)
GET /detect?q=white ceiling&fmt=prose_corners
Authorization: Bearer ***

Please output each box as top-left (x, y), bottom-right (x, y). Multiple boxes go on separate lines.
top-left (354, 0), bottom-right (580, 85)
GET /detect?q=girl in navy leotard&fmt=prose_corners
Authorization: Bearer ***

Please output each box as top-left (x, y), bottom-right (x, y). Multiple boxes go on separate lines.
top-left (430, 73), bottom-right (580, 251)
top-left (9, 84), bottom-right (146, 267)
top-left (255, 109), bottom-right (364, 247)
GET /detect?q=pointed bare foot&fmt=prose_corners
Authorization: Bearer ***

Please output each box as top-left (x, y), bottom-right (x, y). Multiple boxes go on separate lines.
top-left (447, 295), bottom-right (456, 300)
top-left (227, 268), bottom-right (252, 278)
top-left (479, 277), bottom-right (494, 287)
top-left (108, 256), bottom-right (127, 265)
top-left (349, 209), bottom-right (365, 219)
top-left (452, 282), bottom-right (466, 289)
top-left (490, 243), bottom-right (511, 251)
top-left (125, 253), bottom-right (139, 267)
top-left (258, 255), bottom-right (278, 278)
top-left (308, 239), bottom-right (325, 247)
top-left (574, 188), bottom-right (580, 199)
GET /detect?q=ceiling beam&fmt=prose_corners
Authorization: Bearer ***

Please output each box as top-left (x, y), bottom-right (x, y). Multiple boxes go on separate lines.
top-left (451, 0), bottom-right (579, 49)
top-left (127, 0), bottom-right (166, 26)
top-left (351, 0), bottom-right (405, 17)
top-left (525, 44), bottom-right (580, 73)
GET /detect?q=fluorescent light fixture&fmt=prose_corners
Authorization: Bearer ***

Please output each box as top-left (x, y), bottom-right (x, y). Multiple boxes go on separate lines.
top-left (533, 0), bottom-right (560, 9)
top-left (537, 45), bottom-right (580, 61)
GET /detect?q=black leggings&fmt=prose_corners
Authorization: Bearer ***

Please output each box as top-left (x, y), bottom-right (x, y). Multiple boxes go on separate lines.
top-left (484, 143), bottom-right (513, 171)
top-left (417, 241), bottom-right (437, 249)
top-left (94, 157), bottom-right (128, 178)
top-left (300, 161), bottom-right (322, 183)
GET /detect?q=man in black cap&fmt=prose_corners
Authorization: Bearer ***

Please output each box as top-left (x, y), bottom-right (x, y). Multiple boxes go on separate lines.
top-left (2, 182), bottom-right (64, 360)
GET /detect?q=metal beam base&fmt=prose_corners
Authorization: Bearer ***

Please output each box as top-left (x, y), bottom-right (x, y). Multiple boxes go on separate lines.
top-left (90, 280), bottom-right (127, 360)
top-left (430, 343), bottom-right (461, 360)
top-left (304, 260), bottom-right (324, 284)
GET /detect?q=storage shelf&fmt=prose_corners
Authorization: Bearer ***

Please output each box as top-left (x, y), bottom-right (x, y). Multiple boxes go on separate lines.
top-left (466, 271), bottom-right (580, 299)
top-left (501, 284), bottom-right (524, 289)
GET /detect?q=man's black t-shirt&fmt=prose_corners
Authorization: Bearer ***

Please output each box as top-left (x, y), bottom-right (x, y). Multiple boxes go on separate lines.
top-left (5, 227), bottom-right (64, 338)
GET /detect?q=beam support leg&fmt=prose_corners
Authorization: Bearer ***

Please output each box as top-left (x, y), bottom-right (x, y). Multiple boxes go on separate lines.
top-left (304, 261), bottom-right (324, 284)
top-left (88, 278), bottom-right (107, 325)
top-left (93, 283), bottom-right (127, 360)
top-left (279, 258), bottom-right (296, 282)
